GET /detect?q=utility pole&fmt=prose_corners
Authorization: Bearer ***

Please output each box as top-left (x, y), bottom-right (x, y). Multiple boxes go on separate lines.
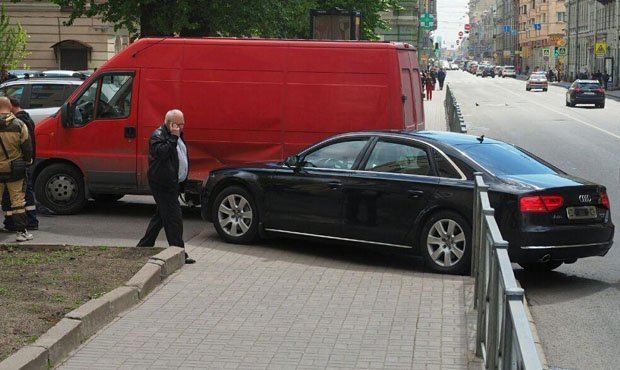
top-left (575, 0), bottom-right (580, 79)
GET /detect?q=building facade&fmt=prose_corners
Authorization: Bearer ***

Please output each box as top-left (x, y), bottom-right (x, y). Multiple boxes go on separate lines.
top-left (566, 0), bottom-right (619, 88)
top-left (494, 0), bottom-right (520, 66)
top-left (468, 0), bottom-right (497, 61)
top-left (4, 0), bottom-right (130, 71)
top-left (517, 0), bottom-right (567, 76)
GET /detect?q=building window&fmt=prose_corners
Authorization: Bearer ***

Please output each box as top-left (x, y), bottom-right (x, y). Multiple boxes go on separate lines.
top-left (557, 12), bottom-right (566, 22)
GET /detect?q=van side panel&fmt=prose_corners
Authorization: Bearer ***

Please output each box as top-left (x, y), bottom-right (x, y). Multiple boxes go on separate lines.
top-left (181, 44), bottom-right (287, 179)
top-left (282, 47), bottom-right (394, 156)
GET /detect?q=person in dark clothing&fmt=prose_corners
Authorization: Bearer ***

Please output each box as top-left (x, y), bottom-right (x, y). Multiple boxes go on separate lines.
top-left (137, 109), bottom-right (195, 264)
top-left (0, 97), bottom-right (34, 242)
top-left (2, 98), bottom-right (38, 231)
top-left (437, 69), bottom-right (446, 90)
top-left (430, 68), bottom-right (438, 90)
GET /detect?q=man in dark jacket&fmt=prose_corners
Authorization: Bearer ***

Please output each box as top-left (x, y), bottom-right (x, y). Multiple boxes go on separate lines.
top-left (2, 98), bottom-right (39, 231)
top-left (137, 109), bottom-right (195, 264)
top-left (0, 97), bottom-right (33, 242)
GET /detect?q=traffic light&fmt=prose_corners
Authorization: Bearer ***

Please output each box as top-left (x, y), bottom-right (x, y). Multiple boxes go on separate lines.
top-left (434, 42), bottom-right (439, 51)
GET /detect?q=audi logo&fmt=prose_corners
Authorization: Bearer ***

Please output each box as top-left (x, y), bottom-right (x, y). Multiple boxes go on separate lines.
top-left (579, 194), bottom-right (592, 203)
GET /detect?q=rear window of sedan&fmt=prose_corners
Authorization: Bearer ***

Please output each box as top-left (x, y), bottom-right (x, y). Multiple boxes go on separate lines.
top-left (456, 143), bottom-right (556, 176)
top-left (577, 83), bottom-right (601, 89)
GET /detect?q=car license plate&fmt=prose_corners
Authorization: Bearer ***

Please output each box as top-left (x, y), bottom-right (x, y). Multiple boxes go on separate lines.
top-left (583, 92), bottom-right (595, 95)
top-left (566, 206), bottom-right (597, 219)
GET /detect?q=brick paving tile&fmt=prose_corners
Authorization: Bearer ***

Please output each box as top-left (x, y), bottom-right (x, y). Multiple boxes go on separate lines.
top-left (57, 225), bottom-right (473, 369)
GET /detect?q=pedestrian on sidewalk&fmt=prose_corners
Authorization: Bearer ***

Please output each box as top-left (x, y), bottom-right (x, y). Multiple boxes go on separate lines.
top-left (424, 74), bottom-right (433, 100)
top-left (430, 68), bottom-right (438, 90)
top-left (0, 97), bottom-right (34, 242)
top-left (437, 68), bottom-right (446, 90)
top-left (2, 98), bottom-right (38, 231)
top-left (137, 109), bottom-right (195, 264)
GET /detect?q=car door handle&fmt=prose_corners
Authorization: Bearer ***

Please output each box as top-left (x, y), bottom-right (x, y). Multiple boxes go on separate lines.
top-left (124, 126), bottom-right (137, 139)
top-left (328, 181), bottom-right (342, 190)
top-left (408, 190), bottom-right (424, 198)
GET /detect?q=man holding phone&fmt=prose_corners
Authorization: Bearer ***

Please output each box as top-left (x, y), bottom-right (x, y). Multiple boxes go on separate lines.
top-left (137, 109), bottom-right (195, 264)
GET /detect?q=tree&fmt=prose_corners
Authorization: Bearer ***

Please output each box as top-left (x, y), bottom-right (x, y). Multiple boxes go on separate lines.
top-left (0, 4), bottom-right (29, 69)
top-left (46, 0), bottom-right (400, 39)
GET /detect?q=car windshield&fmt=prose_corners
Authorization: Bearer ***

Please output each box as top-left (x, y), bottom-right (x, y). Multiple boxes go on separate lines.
top-left (456, 143), bottom-right (556, 176)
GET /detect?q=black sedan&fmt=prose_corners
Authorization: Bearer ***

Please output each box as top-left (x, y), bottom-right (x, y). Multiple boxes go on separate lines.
top-left (566, 79), bottom-right (606, 108)
top-left (201, 131), bottom-right (613, 274)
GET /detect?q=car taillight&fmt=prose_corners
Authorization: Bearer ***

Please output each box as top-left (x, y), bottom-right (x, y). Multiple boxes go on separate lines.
top-left (574, 88), bottom-right (583, 93)
top-left (520, 195), bottom-right (564, 213)
top-left (600, 192), bottom-right (610, 209)
top-left (595, 88), bottom-right (605, 93)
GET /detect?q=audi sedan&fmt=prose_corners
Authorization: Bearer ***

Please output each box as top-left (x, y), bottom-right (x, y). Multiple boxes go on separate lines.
top-left (566, 80), bottom-right (605, 108)
top-left (201, 131), bottom-right (613, 274)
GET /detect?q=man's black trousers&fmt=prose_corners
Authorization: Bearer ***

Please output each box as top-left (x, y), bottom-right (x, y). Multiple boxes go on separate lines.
top-left (137, 185), bottom-right (184, 248)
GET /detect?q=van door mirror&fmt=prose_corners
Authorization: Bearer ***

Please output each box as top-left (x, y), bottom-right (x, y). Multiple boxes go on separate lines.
top-left (284, 155), bottom-right (301, 168)
top-left (60, 102), bottom-right (72, 127)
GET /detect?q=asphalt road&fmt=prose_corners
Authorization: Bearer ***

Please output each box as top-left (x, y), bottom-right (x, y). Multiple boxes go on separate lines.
top-left (0, 195), bottom-right (206, 247)
top-left (447, 70), bottom-right (620, 370)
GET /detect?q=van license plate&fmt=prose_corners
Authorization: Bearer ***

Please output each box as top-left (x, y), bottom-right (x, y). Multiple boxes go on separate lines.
top-left (566, 206), bottom-right (597, 219)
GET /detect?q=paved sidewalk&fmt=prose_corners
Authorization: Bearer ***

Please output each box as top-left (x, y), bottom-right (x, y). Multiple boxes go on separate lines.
top-left (422, 87), bottom-right (449, 132)
top-left (57, 228), bottom-right (475, 370)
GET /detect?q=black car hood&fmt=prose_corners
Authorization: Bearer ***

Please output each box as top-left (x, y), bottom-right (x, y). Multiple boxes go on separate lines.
top-left (497, 173), bottom-right (597, 191)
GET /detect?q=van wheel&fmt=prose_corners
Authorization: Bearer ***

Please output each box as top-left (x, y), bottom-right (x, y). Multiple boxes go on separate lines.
top-left (91, 193), bottom-right (124, 202)
top-left (35, 163), bottom-right (86, 215)
top-left (420, 211), bottom-right (471, 275)
top-left (518, 261), bottom-right (563, 272)
top-left (211, 186), bottom-right (259, 244)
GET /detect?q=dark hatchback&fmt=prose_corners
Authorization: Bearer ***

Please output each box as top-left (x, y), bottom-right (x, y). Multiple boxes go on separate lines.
top-left (201, 131), bottom-right (613, 274)
top-left (566, 79), bottom-right (606, 108)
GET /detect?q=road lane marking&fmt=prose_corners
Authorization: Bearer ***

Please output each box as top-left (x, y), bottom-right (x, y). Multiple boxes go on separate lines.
top-left (492, 84), bottom-right (620, 140)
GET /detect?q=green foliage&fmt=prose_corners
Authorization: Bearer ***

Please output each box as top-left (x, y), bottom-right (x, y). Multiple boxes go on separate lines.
top-left (47, 0), bottom-right (400, 39)
top-left (0, 4), bottom-right (29, 69)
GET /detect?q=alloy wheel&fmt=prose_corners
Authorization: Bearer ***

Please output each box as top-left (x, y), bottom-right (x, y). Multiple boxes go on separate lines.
top-left (426, 219), bottom-right (466, 267)
top-left (217, 194), bottom-right (253, 237)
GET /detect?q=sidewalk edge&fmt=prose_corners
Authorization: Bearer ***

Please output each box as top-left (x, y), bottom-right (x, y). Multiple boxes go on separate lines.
top-left (0, 246), bottom-right (186, 370)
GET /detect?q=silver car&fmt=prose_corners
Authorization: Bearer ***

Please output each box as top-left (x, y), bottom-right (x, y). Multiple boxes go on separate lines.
top-left (0, 78), bottom-right (83, 124)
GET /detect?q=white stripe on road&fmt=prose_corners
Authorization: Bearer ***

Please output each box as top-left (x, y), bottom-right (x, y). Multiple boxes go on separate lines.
top-left (493, 83), bottom-right (620, 140)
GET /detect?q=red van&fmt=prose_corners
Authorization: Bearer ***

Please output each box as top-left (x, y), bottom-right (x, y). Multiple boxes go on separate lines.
top-left (33, 38), bottom-right (425, 214)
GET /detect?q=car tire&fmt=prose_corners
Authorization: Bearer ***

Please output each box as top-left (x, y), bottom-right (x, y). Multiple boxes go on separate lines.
top-left (420, 211), bottom-right (471, 275)
top-left (91, 193), bottom-right (125, 202)
top-left (565, 100), bottom-right (570, 106)
top-left (518, 261), bottom-right (563, 272)
top-left (526, 87), bottom-right (531, 91)
top-left (211, 185), bottom-right (259, 244)
top-left (34, 163), bottom-right (87, 215)
top-left (599, 103), bottom-right (605, 108)
top-left (543, 88), bottom-right (547, 92)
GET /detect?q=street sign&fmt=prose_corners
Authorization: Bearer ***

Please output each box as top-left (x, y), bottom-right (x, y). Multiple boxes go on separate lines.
top-left (456, 40), bottom-right (460, 45)
top-left (595, 43), bottom-right (607, 56)
top-left (503, 25), bottom-right (511, 33)
top-left (534, 23), bottom-right (541, 31)
top-left (458, 31), bottom-right (464, 37)
top-left (420, 13), bottom-right (435, 29)
top-left (557, 46), bottom-right (567, 56)
top-left (542, 48), bottom-right (550, 57)
top-left (464, 24), bottom-right (471, 33)
top-left (558, 38), bottom-right (567, 47)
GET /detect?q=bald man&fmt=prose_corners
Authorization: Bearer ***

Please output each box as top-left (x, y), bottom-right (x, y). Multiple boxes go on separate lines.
top-left (137, 109), bottom-right (195, 264)
top-left (0, 97), bottom-right (33, 242)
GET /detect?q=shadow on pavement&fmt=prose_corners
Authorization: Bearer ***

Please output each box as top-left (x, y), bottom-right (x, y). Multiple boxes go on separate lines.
top-left (196, 227), bottom-right (432, 274)
top-left (514, 267), bottom-right (613, 306)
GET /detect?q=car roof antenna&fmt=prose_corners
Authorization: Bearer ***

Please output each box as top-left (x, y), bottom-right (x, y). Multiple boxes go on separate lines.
top-left (477, 135), bottom-right (485, 143)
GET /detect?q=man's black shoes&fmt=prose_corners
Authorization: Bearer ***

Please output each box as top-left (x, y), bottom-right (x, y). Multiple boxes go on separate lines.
top-left (185, 253), bottom-right (196, 264)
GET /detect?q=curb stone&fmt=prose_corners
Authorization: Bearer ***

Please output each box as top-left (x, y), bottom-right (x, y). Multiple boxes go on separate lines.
top-left (0, 246), bottom-right (186, 370)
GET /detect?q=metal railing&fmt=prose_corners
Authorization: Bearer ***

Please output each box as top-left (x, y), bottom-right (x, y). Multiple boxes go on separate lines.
top-left (444, 83), bottom-right (467, 133)
top-left (472, 173), bottom-right (543, 370)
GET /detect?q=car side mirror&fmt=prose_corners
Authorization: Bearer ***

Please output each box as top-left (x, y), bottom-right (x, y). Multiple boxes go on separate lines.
top-left (284, 155), bottom-right (301, 169)
top-left (60, 102), bottom-right (72, 128)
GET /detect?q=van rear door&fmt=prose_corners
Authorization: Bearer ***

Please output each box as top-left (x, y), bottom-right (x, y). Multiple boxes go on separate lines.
top-left (398, 50), bottom-right (424, 131)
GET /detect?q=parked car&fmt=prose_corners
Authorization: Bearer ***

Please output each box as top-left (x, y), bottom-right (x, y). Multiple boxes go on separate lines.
top-left (475, 65), bottom-right (485, 76)
top-left (202, 131), bottom-right (613, 274)
top-left (501, 66), bottom-right (516, 78)
top-left (0, 77), bottom-right (83, 123)
top-left (40, 70), bottom-right (87, 79)
top-left (566, 80), bottom-right (605, 108)
top-left (450, 63), bottom-right (459, 70)
top-left (482, 66), bottom-right (495, 78)
top-left (494, 66), bottom-right (503, 76)
top-left (8, 70), bottom-right (42, 79)
top-left (526, 74), bottom-right (548, 91)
